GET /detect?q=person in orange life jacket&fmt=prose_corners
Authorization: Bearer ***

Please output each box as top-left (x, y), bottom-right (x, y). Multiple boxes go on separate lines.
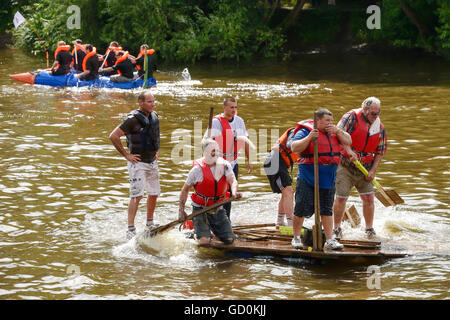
top-left (204, 96), bottom-right (253, 220)
top-left (74, 44), bottom-right (99, 81)
top-left (109, 91), bottom-right (160, 240)
top-left (51, 41), bottom-right (72, 76)
top-left (71, 39), bottom-right (86, 72)
top-left (99, 41), bottom-right (120, 75)
top-left (264, 126), bottom-right (299, 227)
top-left (178, 138), bottom-right (242, 245)
top-left (130, 44), bottom-right (157, 79)
top-left (99, 50), bottom-right (134, 83)
top-left (290, 108), bottom-right (352, 251)
top-left (332, 97), bottom-right (387, 240)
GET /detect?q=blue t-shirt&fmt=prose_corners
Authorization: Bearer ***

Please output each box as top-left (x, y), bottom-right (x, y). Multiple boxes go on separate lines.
top-left (291, 128), bottom-right (337, 189)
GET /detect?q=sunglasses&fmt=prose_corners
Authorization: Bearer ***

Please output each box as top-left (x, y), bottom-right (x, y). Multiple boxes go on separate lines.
top-left (370, 111), bottom-right (380, 116)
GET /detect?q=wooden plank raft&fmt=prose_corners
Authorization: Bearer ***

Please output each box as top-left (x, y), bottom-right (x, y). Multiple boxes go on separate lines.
top-left (199, 225), bottom-right (408, 260)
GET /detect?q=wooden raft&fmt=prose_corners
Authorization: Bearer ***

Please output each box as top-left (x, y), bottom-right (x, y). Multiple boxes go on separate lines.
top-left (199, 224), bottom-right (408, 260)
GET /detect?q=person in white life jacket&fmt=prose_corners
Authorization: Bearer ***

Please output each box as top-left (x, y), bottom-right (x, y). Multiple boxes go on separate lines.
top-left (178, 138), bottom-right (242, 245)
top-left (332, 97), bottom-right (387, 240)
top-left (290, 108), bottom-right (352, 251)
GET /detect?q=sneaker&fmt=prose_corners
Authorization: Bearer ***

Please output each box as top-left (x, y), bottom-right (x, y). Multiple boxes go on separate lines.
top-left (291, 236), bottom-right (303, 249)
top-left (126, 229), bottom-right (137, 240)
top-left (365, 228), bottom-right (376, 239)
top-left (324, 238), bottom-right (344, 250)
top-left (277, 215), bottom-right (286, 226)
top-left (333, 226), bottom-right (342, 240)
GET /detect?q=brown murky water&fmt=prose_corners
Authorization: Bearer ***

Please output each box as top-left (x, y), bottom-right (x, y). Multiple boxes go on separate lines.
top-left (0, 48), bottom-right (449, 300)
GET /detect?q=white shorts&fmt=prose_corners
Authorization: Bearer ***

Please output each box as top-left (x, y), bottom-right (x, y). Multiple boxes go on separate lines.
top-left (127, 161), bottom-right (160, 198)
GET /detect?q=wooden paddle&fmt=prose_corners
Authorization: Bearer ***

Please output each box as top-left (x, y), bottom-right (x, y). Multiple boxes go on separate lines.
top-left (144, 197), bottom-right (236, 238)
top-left (353, 160), bottom-right (404, 206)
top-left (312, 112), bottom-right (323, 251)
top-left (207, 107), bottom-right (214, 138)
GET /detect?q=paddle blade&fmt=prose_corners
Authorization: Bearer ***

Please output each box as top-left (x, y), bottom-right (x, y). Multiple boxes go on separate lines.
top-left (375, 188), bottom-right (404, 207)
top-left (343, 204), bottom-right (361, 228)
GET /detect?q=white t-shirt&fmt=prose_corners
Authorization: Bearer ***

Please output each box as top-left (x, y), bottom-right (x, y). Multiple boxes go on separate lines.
top-left (204, 115), bottom-right (248, 168)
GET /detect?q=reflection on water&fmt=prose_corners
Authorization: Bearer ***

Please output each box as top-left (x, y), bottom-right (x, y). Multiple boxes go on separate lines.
top-left (0, 48), bottom-right (449, 299)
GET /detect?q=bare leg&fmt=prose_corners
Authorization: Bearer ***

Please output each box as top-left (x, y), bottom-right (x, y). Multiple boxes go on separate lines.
top-left (146, 195), bottom-right (158, 220)
top-left (293, 216), bottom-right (305, 238)
top-left (321, 215), bottom-right (334, 240)
top-left (282, 186), bottom-right (294, 219)
top-left (360, 193), bottom-right (375, 229)
top-left (128, 196), bottom-right (142, 226)
top-left (333, 196), bottom-right (348, 228)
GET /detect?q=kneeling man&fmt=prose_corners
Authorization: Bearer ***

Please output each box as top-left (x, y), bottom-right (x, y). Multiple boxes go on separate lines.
top-left (178, 138), bottom-right (241, 245)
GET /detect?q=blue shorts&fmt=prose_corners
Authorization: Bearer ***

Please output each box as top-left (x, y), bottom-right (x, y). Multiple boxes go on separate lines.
top-left (294, 178), bottom-right (335, 218)
top-left (192, 206), bottom-right (235, 244)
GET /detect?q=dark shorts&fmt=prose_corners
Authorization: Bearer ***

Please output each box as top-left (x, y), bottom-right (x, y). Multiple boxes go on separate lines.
top-left (294, 178), bottom-right (335, 218)
top-left (192, 206), bottom-right (235, 244)
top-left (264, 150), bottom-right (292, 194)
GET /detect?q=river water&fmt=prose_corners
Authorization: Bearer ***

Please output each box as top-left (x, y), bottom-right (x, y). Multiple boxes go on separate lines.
top-left (0, 48), bottom-right (449, 300)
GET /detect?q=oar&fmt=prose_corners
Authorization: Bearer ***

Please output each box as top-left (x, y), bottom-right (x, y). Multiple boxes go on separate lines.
top-left (142, 50), bottom-right (148, 88)
top-left (353, 160), bottom-right (404, 206)
top-left (144, 196), bottom-right (236, 238)
top-left (99, 49), bottom-right (110, 70)
top-left (207, 107), bottom-right (214, 138)
top-left (312, 112), bottom-right (323, 251)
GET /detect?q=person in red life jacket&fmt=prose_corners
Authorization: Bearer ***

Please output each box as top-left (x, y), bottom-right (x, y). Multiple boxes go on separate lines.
top-left (131, 44), bottom-right (157, 79)
top-left (74, 44), bottom-right (99, 81)
top-left (50, 41), bottom-right (72, 76)
top-left (109, 91), bottom-right (160, 240)
top-left (204, 96), bottom-right (253, 220)
top-left (332, 97), bottom-right (387, 240)
top-left (178, 138), bottom-right (242, 245)
top-left (71, 39), bottom-right (86, 72)
top-left (290, 108), bottom-right (352, 251)
top-left (263, 126), bottom-right (298, 227)
top-left (99, 50), bottom-right (135, 83)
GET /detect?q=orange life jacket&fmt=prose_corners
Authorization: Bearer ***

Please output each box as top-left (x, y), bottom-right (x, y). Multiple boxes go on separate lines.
top-left (114, 51), bottom-right (129, 76)
top-left (275, 127), bottom-right (299, 169)
top-left (213, 115), bottom-right (239, 162)
top-left (54, 45), bottom-right (71, 59)
top-left (136, 49), bottom-right (155, 70)
top-left (296, 120), bottom-right (342, 165)
top-left (346, 108), bottom-right (383, 164)
top-left (104, 46), bottom-right (122, 67)
top-left (54, 45), bottom-right (71, 68)
top-left (190, 158), bottom-right (230, 207)
top-left (82, 47), bottom-right (97, 72)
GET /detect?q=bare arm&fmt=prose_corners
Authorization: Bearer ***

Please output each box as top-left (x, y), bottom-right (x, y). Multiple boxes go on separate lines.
top-left (291, 130), bottom-right (317, 154)
top-left (226, 174), bottom-right (242, 199)
top-left (178, 183), bottom-right (192, 221)
top-left (109, 126), bottom-right (141, 163)
top-left (244, 140), bottom-right (253, 173)
top-left (367, 154), bottom-right (383, 181)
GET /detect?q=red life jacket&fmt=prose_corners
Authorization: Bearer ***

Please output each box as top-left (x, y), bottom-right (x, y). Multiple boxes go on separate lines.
top-left (82, 47), bottom-right (97, 72)
top-left (213, 115), bottom-right (239, 162)
top-left (275, 127), bottom-right (299, 168)
top-left (190, 158), bottom-right (230, 207)
top-left (296, 120), bottom-right (341, 165)
top-left (114, 51), bottom-right (129, 76)
top-left (136, 49), bottom-right (155, 70)
top-left (348, 108), bottom-right (383, 164)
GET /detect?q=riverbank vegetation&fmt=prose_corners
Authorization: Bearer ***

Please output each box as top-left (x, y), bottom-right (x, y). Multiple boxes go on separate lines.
top-left (2, 0), bottom-right (449, 61)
